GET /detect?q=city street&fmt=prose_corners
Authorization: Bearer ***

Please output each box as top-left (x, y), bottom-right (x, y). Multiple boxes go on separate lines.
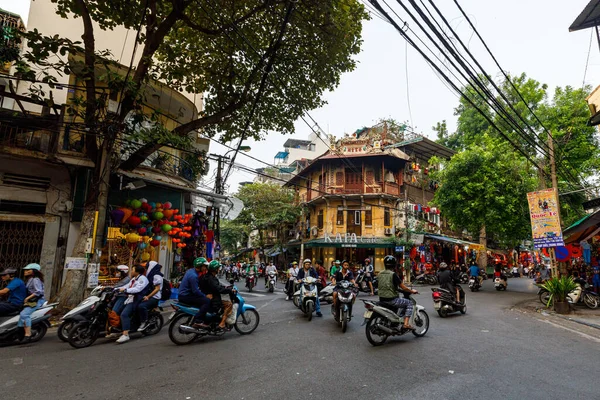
top-left (2, 278), bottom-right (599, 400)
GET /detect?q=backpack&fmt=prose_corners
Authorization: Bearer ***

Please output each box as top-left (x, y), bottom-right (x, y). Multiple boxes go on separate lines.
top-left (144, 264), bottom-right (163, 296)
top-left (160, 278), bottom-right (172, 300)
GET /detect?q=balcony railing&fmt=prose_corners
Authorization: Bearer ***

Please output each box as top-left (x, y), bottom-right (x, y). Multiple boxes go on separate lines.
top-left (0, 124), bottom-right (58, 154)
top-left (298, 183), bottom-right (403, 203)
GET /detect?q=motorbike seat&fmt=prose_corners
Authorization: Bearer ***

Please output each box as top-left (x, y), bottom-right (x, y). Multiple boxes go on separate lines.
top-left (377, 301), bottom-right (399, 311)
top-left (1, 310), bottom-right (21, 317)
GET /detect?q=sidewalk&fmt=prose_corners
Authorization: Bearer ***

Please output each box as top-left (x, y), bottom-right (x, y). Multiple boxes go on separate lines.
top-left (512, 297), bottom-right (600, 331)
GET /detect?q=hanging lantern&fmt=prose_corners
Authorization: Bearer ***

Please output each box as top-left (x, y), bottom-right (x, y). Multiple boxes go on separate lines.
top-left (161, 224), bottom-right (173, 233)
top-left (141, 252), bottom-right (151, 261)
top-left (130, 199), bottom-right (143, 209)
top-left (125, 233), bottom-right (140, 244)
top-left (120, 208), bottom-right (133, 223)
top-left (110, 209), bottom-right (125, 226)
top-left (150, 239), bottom-right (160, 247)
top-left (126, 216), bottom-right (141, 226)
top-left (152, 211), bottom-right (164, 220)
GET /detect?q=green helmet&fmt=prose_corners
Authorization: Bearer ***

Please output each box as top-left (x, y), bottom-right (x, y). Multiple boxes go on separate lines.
top-left (208, 260), bottom-right (220, 271)
top-left (193, 257), bottom-right (208, 268)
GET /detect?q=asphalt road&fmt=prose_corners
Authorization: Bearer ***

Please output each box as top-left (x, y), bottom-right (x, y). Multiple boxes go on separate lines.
top-left (2, 277), bottom-right (599, 400)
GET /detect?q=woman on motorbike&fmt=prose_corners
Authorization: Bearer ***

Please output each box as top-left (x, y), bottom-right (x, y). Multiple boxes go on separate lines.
top-left (116, 265), bottom-right (149, 344)
top-left (19, 264), bottom-right (45, 342)
top-left (111, 265), bottom-right (130, 316)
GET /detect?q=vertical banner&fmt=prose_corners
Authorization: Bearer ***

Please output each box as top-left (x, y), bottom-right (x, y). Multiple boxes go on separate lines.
top-left (526, 188), bottom-right (564, 248)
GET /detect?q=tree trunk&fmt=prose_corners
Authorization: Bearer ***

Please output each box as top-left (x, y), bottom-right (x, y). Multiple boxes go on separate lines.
top-left (479, 225), bottom-right (487, 270)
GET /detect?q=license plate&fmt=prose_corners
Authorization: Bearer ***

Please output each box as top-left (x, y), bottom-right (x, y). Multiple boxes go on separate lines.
top-left (434, 302), bottom-right (441, 310)
top-left (363, 310), bottom-right (373, 318)
top-left (168, 312), bottom-right (176, 321)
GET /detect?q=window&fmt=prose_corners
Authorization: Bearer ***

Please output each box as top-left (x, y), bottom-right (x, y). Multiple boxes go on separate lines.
top-left (384, 207), bottom-right (391, 226)
top-left (354, 210), bottom-right (361, 225)
top-left (366, 170), bottom-right (374, 185)
top-left (317, 209), bottom-right (324, 229)
top-left (336, 172), bottom-right (343, 185)
top-left (365, 209), bottom-right (372, 226)
top-left (336, 209), bottom-right (344, 225)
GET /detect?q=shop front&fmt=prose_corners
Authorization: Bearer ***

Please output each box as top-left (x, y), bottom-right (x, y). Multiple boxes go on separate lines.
top-left (303, 236), bottom-right (396, 271)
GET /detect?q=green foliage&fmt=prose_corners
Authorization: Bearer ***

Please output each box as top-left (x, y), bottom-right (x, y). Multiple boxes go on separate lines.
top-left (220, 219), bottom-right (249, 254)
top-left (430, 135), bottom-right (538, 247)
top-left (541, 276), bottom-right (577, 306)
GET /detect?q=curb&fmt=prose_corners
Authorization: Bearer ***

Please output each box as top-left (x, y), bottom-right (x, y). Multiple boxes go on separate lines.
top-left (554, 315), bottom-right (600, 331)
top-left (511, 298), bottom-right (600, 332)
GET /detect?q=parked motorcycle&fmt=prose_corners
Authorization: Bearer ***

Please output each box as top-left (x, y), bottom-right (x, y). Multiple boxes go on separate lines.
top-left (319, 283), bottom-right (334, 304)
top-left (468, 276), bottom-right (481, 292)
top-left (295, 276), bottom-right (319, 321)
top-left (362, 292), bottom-right (429, 346)
top-left (246, 271), bottom-right (256, 292)
top-left (414, 273), bottom-right (437, 285)
top-left (57, 285), bottom-right (104, 342)
top-left (67, 288), bottom-right (163, 349)
top-left (0, 301), bottom-right (57, 345)
top-left (267, 272), bottom-right (277, 293)
top-left (355, 269), bottom-right (378, 295)
top-left (332, 280), bottom-right (358, 333)
top-left (494, 277), bottom-right (507, 291)
top-left (431, 285), bottom-right (466, 317)
top-left (538, 279), bottom-right (599, 309)
top-left (168, 286), bottom-right (259, 345)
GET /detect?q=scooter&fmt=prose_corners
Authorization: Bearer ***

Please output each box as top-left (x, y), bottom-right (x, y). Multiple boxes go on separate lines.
top-left (295, 276), bottom-right (319, 321)
top-left (414, 273), bottom-right (437, 285)
top-left (355, 269), bottom-right (378, 294)
top-left (267, 272), bottom-right (277, 293)
top-left (319, 283), bottom-right (334, 304)
top-left (494, 277), bottom-right (508, 291)
top-left (168, 285), bottom-right (259, 345)
top-left (362, 291), bottom-right (429, 346)
top-left (468, 276), bottom-right (481, 292)
top-left (0, 301), bottom-right (57, 345)
top-left (458, 272), bottom-right (469, 284)
top-left (332, 280), bottom-right (358, 333)
top-left (57, 285), bottom-right (104, 342)
top-left (568, 279), bottom-right (599, 309)
top-left (246, 271), bottom-right (256, 292)
top-left (431, 285), bottom-right (466, 317)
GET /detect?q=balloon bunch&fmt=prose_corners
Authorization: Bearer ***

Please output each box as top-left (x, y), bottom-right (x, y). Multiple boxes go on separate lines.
top-left (166, 212), bottom-right (194, 248)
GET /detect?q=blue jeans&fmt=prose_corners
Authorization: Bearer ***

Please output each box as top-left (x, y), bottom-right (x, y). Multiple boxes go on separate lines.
top-left (112, 296), bottom-right (126, 315)
top-left (120, 303), bottom-right (137, 331)
top-left (18, 299), bottom-right (45, 327)
top-left (138, 298), bottom-right (159, 323)
top-left (315, 297), bottom-right (321, 313)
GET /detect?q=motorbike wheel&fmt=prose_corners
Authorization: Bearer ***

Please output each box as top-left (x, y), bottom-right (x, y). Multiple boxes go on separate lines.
top-left (168, 314), bottom-right (197, 345)
top-left (234, 309), bottom-right (260, 335)
top-left (365, 316), bottom-right (389, 346)
top-left (460, 303), bottom-right (467, 314)
top-left (29, 323), bottom-right (48, 343)
top-left (341, 310), bottom-right (348, 333)
top-left (68, 322), bottom-right (99, 349)
top-left (437, 308), bottom-right (448, 318)
top-left (307, 302), bottom-right (314, 322)
top-left (469, 287), bottom-right (475, 292)
top-left (539, 290), bottom-right (551, 306)
top-left (496, 286), bottom-right (501, 291)
top-left (142, 313), bottom-right (164, 336)
top-left (583, 293), bottom-right (599, 309)
top-left (412, 310), bottom-right (429, 337)
top-left (460, 276), bottom-right (468, 284)
top-left (57, 321), bottom-right (75, 342)
top-left (269, 285), bottom-right (274, 293)
top-left (293, 295), bottom-right (300, 308)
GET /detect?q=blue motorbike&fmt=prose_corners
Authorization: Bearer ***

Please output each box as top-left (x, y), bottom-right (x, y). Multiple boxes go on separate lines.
top-left (168, 287), bottom-right (259, 345)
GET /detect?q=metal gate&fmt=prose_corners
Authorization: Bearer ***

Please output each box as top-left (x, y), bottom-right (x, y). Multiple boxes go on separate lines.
top-left (0, 221), bottom-right (45, 271)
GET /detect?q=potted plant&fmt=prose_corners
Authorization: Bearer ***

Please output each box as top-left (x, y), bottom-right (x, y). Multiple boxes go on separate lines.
top-left (541, 276), bottom-right (577, 314)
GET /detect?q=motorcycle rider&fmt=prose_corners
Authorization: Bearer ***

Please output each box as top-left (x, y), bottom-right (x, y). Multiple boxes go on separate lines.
top-left (438, 262), bottom-right (461, 303)
top-left (494, 265), bottom-right (508, 287)
top-left (330, 260), bottom-right (341, 278)
top-left (0, 268), bottom-right (26, 317)
top-left (286, 262), bottom-right (299, 300)
top-left (265, 262), bottom-right (277, 287)
top-left (296, 259), bottom-right (323, 317)
top-left (470, 263), bottom-right (482, 285)
top-left (137, 261), bottom-right (163, 332)
top-left (116, 265), bottom-right (148, 344)
top-left (245, 263), bottom-right (258, 288)
top-left (202, 260), bottom-right (235, 330)
top-left (178, 258), bottom-right (211, 330)
top-left (315, 260), bottom-right (328, 290)
top-left (331, 260), bottom-right (356, 319)
top-left (363, 258), bottom-right (375, 296)
top-left (378, 255), bottom-right (418, 330)
top-left (19, 264), bottom-right (46, 342)
top-left (592, 263), bottom-right (600, 295)
top-left (111, 265), bottom-right (131, 315)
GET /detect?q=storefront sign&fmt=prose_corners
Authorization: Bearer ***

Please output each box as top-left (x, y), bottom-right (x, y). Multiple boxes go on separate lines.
top-left (526, 188), bottom-right (564, 248)
top-left (87, 263), bottom-right (99, 288)
top-left (324, 232), bottom-right (377, 244)
top-left (64, 257), bottom-right (87, 270)
top-left (395, 246), bottom-right (405, 253)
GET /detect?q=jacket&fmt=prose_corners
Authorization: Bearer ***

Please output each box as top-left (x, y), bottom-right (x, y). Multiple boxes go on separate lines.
top-left (179, 269), bottom-right (206, 298)
top-left (377, 270), bottom-right (399, 300)
top-left (200, 274), bottom-right (231, 303)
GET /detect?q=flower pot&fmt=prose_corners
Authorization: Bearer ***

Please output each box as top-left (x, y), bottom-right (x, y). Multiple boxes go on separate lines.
top-left (554, 300), bottom-right (570, 314)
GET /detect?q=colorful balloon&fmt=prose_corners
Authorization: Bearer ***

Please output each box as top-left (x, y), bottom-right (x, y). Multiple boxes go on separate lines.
top-left (163, 202), bottom-right (172, 210)
top-left (152, 212), bottom-right (164, 220)
top-left (141, 252), bottom-right (150, 261)
top-left (110, 209), bottom-right (125, 226)
top-left (138, 242), bottom-right (148, 250)
top-left (138, 227), bottom-right (147, 235)
top-left (126, 216), bottom-right (141, 226)
top-left (155, 236), bottom-right (163, 241)
top-left (130, 199), bottom-right (142, 209)
top-left (161, 224), bottom-right (173, 233)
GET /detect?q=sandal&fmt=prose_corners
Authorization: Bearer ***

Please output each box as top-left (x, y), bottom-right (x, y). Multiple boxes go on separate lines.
top-left (402, 325), bottom-right (414, 330)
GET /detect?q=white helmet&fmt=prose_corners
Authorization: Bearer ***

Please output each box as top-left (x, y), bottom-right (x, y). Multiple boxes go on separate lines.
top-left (303, 258), bottom-right (311, 264)
top-left (117, 265), bottom-right (129, 272)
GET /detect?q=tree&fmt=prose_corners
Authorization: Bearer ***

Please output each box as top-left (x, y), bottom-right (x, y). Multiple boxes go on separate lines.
top-left (430, 135), bottom-right (538, 248)
top-left (234, 182), bottom-right (301, 250)
top-left (7, 0), bottom-right (368, 307)
top-left (220, 219), bottom-right (249, 255)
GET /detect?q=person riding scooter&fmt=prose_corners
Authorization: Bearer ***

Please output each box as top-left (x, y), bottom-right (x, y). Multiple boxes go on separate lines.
top-left (378, 255), bottom-right (418, 330)
top-left (296, 259), bottom-right (323, 317)
top-left (469, 263), bottom-right (482, 285)
top-left (438, 262), bottom-right (461, 303)
top-left (331, 260), bottom-right (357, 320)
top-left (0, 268), bottom-right (26, 317)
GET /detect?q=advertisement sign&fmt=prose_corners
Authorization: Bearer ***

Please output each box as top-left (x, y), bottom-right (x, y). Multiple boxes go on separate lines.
top-left (526, 188), bottom-right (564, 248)
top-left (64, 257), bottom-right (87, 270)
top-left (87, 263), bottom-right (99, 288)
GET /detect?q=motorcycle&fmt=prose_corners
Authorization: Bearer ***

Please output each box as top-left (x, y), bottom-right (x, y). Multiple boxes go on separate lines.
top-left (468, 276), bottom-right (481, 292)
top-left (332, 280), bottom-right (358, 333)
top-left (295, 276), bottom-right (319, 321)
top-left (67, 288), bottom-right (164, 349)
top-left (246, 271), bottom-right (256, 292)
top-left (431, 285), bottom-right (466, 317)
top-left (319, 283), bottom-right (334, 304)
top-left (494, 277), bottom-right (507, 291)
top-left (414, 273), bottom-right (437, 285)
top-left (57, 285), bottom-right (104, 342)
top-left (168, 286), bottom-right (259, 345)
top-left (362, 292), bottom-right (429, 346)
top-left (538, 279), bottom-right (599, 309)
top-left (0, 301), bottom-right (57, 345)
top-left (267, 272), bottom-right (277, 293)
top-left (458, 272), bottom-right (469, 284)
top-left (355, 269), bottom-right (378, 295)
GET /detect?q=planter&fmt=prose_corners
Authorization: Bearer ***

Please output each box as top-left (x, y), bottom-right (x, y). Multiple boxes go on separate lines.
top-left (554, 300), bottom-right (571, 314)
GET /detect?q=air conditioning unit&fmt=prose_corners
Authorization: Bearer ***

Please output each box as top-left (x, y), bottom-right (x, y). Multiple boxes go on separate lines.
top-left (384, 228), bottom-right (392, 235)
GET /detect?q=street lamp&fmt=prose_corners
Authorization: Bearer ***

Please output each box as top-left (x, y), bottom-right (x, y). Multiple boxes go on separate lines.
top-left (464, 245), bottom-right (469, 265)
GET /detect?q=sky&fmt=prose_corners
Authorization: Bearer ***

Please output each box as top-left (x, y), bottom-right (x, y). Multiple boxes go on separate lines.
top-left (3, 0), bottom-right (598, 194)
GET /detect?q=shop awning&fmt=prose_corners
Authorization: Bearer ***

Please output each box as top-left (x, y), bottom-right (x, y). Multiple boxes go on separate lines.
top-left (304, 238), bottom-right (396, 249)
top-left (564, 210), bottom-right (600, 243)
top-left (569, 0), bottom-right (600, 32)
top-left (425, 233), bottom-right (464, 244)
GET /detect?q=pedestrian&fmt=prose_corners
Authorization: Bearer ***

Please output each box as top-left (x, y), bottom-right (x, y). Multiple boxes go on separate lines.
top-left (19, 264), bottom-right (46, 342)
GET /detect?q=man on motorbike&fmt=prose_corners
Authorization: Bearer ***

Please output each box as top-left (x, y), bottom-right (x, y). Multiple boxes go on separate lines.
top-left (331, 260), bottom-right (357, 319)
top-left (178, 258), bottom-right (211, 330)
top-left (438, 262), bottom-right (460, 303)
top-left (202, 260), bottom-right (235, 330)
top-left (296, 259), bottom-right (323, 317)
top-left (286, 262), bottom-right (299, 300)
top-left (470, 263), bottom-right (482, 285)
top-left (0, 268), bottom-right (26, 317)
top-left (363, 258), bottom-right (375, 296)
top-left (245, 263), bottom-right (258, 288)
top-left (315, 260), bottom-right (328, 290)
top-left (330, 260), bottom-right (341, 278)
top-left (378, 255), bottom-right (418, 330)
top-left (265, 262), bottom-right (277, 287)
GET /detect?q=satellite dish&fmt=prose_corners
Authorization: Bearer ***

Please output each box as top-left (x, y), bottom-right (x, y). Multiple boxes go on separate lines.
top-left (222, 197), bottom-right (244, 220)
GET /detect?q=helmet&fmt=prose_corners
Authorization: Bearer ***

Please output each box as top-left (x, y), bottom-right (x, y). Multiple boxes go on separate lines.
top-left (208, 260), bottom-right (220, 271)
top-left (0, 268), bottom-right (17, 276)
top-left (341, 260), bottom-right (349, 266)
top-left (292, 261), bottom-right (298, 265)
top-left (365, 258), bottom-right (371, 262)
top-left (383, 255), bottom-right (397, 269)
top-left (303, 258), bottom-right (311, 264)
top-left (439, 262), bottom-right (448, 269)
top-left (23, 263), bottom-right (41, 271)
top-left (334, 260), bottom-right (341, 265)
top-left (117, 265), bottom-right (129, 272)
top-left (193, 257), bottom-right (208, 268)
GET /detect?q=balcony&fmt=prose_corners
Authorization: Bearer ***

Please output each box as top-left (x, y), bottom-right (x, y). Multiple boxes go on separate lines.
top-left (298, 182), bottom-right (403, 203)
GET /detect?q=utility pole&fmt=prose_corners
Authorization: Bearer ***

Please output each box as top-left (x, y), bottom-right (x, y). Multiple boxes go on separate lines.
top-left (548, 132), bottom-right (562, 277)
top-left (213, 155), bottom-right (227, 243)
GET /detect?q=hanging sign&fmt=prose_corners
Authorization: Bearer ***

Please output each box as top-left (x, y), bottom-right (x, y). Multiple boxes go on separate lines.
top-left (64, 257), bottom-right (87, 270)
top-left (87, 263), bottom-right (99, 288)
top-left (526, 188), bottom-right (564, 248)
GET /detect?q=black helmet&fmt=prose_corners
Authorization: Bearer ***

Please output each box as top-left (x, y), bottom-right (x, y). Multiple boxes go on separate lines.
top-left (383, 255), bottom-right (397, 269)
top-left (341, 260), bottom-right (349, 266)
top-left (439, 262), bottom-right (448, 269)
